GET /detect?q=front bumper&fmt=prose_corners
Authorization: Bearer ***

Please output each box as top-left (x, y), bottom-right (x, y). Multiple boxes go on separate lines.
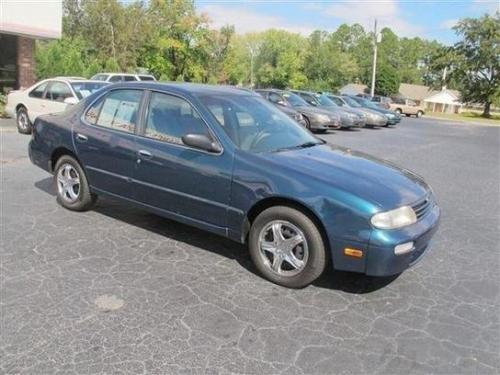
top-left (340, 117), bottom-right (365, 128)
top-left (366, 116), bottom-right (387, 126)
top-left (365, 203), bottom-right (440, 276)
top-left (387, 116), bottom-right (401, 125)
top-left (311, 119), bottom-right (340, 130)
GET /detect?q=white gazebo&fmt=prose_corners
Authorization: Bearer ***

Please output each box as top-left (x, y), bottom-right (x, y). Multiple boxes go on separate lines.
top-left (423, 89), bottom-right (463, 114)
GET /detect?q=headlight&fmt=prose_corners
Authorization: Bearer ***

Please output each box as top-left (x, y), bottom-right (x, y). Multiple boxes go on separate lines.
top-left (371, 206), bottom-right (417, 229)
top-left (295, 113), bottom-right (304, 121)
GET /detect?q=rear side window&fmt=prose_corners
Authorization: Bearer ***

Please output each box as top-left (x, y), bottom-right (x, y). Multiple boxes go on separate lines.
top-left (109, 75), bottom-right (123, 82)
top-left (138, 75), bottom-right (155, 81)
top-left (268, 92), bottom-right (282, 104)
top-left (144, 92), bottom-right (209, 145)
top-left (46, 82), bottom-right (73, 102)
top-left (123, 75), bottom-right (138, 81)
top-left (84, 89), bottom-right (142, 133)
top-left (29, 82), bottom-right (49, 98)
top-left (91, 74), bottom-right (108, 81)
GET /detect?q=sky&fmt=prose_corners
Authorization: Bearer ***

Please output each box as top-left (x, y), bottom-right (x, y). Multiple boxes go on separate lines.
top-left (196, 0), bottom-right (499, 45)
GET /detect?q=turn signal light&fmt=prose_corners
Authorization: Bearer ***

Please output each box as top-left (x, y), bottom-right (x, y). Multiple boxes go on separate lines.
top-left (344, 248), bottom-right (363, 258)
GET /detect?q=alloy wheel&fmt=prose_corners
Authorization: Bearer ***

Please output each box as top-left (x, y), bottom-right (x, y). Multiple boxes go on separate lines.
top-left (258, 220), bottom-right (309, 277)
top-left (17, 111), bottom-right (29, 131)
top-left (57, 163), bottom-right (81, 203)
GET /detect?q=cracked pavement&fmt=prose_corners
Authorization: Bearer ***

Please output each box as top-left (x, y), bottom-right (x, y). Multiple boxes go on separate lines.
top-left (1, 117), bottom-right (499, 374)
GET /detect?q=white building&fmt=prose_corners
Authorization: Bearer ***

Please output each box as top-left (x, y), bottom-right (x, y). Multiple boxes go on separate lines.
top-left (0, 0), bottom-right (62, 91)
top-left (423, 89), bottom-right (463, 114)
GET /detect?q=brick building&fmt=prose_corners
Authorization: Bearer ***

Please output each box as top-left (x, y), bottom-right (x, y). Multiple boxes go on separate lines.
top-left (0, 0), bottom-right (62, 92)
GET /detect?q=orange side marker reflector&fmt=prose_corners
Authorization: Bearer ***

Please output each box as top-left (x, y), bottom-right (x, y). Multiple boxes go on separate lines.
top-left (344, 248), bottom-right (363, 258)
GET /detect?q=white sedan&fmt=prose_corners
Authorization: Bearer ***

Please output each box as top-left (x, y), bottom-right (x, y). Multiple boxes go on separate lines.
top-left (5, 77), bottom-right (109, 134)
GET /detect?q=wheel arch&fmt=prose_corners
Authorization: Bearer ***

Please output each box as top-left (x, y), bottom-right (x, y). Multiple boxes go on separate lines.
top-left (15, 103), bottom-right (27, 112)
top-left (50, 147), bottom-right (81, 173)
top-left (242, 197), bottom-right (331, 254)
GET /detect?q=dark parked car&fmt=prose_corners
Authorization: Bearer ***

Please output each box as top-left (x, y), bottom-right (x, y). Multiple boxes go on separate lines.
top-left (326, 94), bottom-right (388, 127)
top-left (371, 95), bottom-right (392, 109)
top-left (260, 96), bottom-right (307, 127)
top-left (346, 96), bottom-right (402, 126)
top-left (29, 82), bottom-right (440, 288)
top-left (256, 89), bottom-right (340, 132)
top-left (291, 90), bottom-right (365, 129)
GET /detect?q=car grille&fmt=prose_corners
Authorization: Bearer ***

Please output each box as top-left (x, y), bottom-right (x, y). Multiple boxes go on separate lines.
top-left (412, 196), bottom-right (432, 219)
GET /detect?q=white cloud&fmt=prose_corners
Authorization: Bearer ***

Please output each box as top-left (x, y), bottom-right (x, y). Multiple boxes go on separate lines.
top-left (324, 0), bottom-right (423, 36)
top-left (200, 5), bottom-right (317, 35)
top-left (472, 0), bottom-right (499, 14)
top-left (440, 18), bottom-right (458, 29)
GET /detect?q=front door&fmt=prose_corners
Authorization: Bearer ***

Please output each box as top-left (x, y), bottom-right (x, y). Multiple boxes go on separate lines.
top-left (133, 91), bottom-right (232, 230)
top-left (73, 89), bottom-right (144, 199)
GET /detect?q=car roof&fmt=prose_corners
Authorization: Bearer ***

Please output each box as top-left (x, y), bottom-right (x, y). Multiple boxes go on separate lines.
top-left (97, 72), bottom-right (137, 76)
top-left (105, 82), bottom-right (255, 97)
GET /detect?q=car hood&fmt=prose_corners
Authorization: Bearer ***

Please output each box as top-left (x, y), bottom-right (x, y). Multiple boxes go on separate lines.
top-left (366, 106), bottom-right (397, 116)
top-left (293, 105), bottom-right (338, 117)
top-left (356, 107), bottom-right (387, 117)
top-left (259, 143), bottom-right (429, 209)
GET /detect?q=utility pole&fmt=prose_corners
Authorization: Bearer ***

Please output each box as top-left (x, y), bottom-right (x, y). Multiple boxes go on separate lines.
top-left (247, 43), bottom-right (256, 88)
top-left (370, 19), bottom-right (378, 98)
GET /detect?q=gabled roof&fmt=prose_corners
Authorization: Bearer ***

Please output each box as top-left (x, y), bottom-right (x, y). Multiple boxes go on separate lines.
top-left (339, 84), bottom-right (368, 95)
top-left (399, 83), bottom-right (437, 101)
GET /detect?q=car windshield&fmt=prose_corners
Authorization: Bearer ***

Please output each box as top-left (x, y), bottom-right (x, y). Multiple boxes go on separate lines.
top-left (71, 82), bottom-right (108, 99)
top-left (356, 97), bottom-right (380, 109)
top-left (199, 94), bottom-right (322, 153)
top-left (341, 96), bottom-right (362, 108)
top-left (316, 94), bottom-right (338, 107)
top-left (282, 92), bottom-right (309, 107)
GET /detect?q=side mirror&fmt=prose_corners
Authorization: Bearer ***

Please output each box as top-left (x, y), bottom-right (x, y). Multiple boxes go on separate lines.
top-left (277, 100), bottom-right (286, 106)
top-left (64, 97), bottom-right (78, 105)
top-left (182, 133), bottom-right (221, 153)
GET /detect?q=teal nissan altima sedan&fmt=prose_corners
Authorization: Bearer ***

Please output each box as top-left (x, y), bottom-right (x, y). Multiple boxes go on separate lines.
top-left (29, 82), bottom-right (440, 288)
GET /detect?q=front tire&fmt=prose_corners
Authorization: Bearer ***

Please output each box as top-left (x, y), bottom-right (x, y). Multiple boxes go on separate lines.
top-left (395, 108), bottom-right (402, 115)
top-left (54, 155), bottom-right (96, 211)
top-left (249, 206), bottom-right (327, 288)
top-left (416, 110), bottom-right (423, 118)
top-left (16, 106), bottom-right (32, 134)
top-left (303, 115), bottom-right (311, 130)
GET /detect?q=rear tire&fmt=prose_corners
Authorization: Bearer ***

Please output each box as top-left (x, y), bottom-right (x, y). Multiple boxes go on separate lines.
top-left (16, 106), bottom-right (32, 134)
top-left (416, 110), bottom-right (423, 118)
top-left (249, 206), bottom-right (327, 288)
top-left (54, 155), bottom-right (96, 211)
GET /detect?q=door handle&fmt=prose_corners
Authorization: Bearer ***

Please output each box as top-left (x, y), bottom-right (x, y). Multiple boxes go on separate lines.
top-left (75, 133), bottom-right (88, 142)
top-left (138, 149), bottom-right (153, 159)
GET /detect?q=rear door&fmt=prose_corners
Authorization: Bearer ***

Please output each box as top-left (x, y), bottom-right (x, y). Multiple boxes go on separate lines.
top-left (25, 81), bottom-right (50, 121)
top-left (132, 90), bottom-right (232, 229)
top-left (73, 89), bottom-right (144, 199)
top-left (44, 81), bottom-right (75, 115)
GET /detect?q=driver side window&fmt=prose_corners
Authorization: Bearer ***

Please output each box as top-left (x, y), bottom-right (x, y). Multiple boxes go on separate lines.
top-left (269, 92), bottom-right (283, 104)
top-left (144, 92), bottom-right (210, 145)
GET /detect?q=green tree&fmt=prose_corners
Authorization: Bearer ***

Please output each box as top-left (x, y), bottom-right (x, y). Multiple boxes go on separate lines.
top-left (254, 30), bottom-right (307, 89)
top-left (430, 13), bottom-right (500, 117)
top-left (375, 65), bottom-right (400, 96)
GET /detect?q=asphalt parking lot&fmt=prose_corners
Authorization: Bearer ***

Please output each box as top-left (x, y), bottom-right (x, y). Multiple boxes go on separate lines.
top-left (1, 117), bottom-right (499, 374)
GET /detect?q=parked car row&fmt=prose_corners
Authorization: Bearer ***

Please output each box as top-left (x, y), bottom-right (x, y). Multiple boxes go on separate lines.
top-left (7, 77), bottom-right (406, 135)
top-left (256, 88), bottom-right (402, 132)
top-left (28, 81), bottom-right (440, 288)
